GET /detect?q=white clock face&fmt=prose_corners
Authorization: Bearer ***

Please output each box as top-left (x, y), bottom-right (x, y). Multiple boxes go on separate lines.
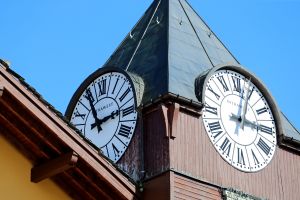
top-left (69, 71), bottom-right (137, 162)
top-left (202, 69), bottom-right (277, 172)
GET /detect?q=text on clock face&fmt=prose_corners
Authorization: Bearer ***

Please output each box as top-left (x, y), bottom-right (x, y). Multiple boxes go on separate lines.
top-left (97, 102), bottom-right (114, 112)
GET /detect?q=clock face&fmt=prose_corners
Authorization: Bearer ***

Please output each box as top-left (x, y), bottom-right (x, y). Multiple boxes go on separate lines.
top-left (68, 71), bottom-right (137, 163)
top-left (202, 69), bottom-right (277, 172)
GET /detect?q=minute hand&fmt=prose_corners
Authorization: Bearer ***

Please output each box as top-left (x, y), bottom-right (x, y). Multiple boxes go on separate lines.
top-left (85, 95), bottom-right (102, 132)
top-left (241, 78), bottom-right (251, 129)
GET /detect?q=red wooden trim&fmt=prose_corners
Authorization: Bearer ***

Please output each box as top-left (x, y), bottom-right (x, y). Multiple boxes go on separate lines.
top-left (0, 59), bottom-right (10, 70)
top-left (169, 103), bottom-right (180, 139)
top-left (158, 104), bottom-right (169, 138)
top-left (0, 86), bottom-right (4, 97)
top-left (31, 151), bottom-right (78, 183)
top-left (0, 68), bottom-right (137, 198)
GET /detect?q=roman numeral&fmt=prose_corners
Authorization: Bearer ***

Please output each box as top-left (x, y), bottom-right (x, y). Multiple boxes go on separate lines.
top-left (256, 107), bottom-right (268, 115)
top-left (237, 147), bottom-right (245, 165)
top-left (257, 138), bottom-right (271, 155)
top-left (74, 109), bottom-right (86, 120)
top-left (112, 78), bottom-right (119, 94)
top-left (207, 85), bottom-right (220, 100)
top-left (84, 88), bottom-right (95, 102)
top-left (251, 149), bottom-right (260, 165)
top-left (205, 103), bottom-right (218, 115)
top-left (208, 121), bottom-right (223, 139)
top-left (220, 137), bottom-right (232, 156)
top-left (231, 76), bottom-right (241, 93)
top-left (112, 143), bottom-right (120, 159)
top-left (122, 105), bottom-right (135, 117)
top-left (118, 124), bottom-right (131, 138)
top-left (260, 125), bottom-right (273, 135)
top-left (217, 76), bottom-right (229, 92)
top-left (98, 79), bottom-right (107, 96)
top-left (119, 88), bottom-right (130, 102)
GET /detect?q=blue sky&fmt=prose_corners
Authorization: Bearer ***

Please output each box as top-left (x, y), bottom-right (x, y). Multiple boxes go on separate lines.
top-left (1, 0), bottom-right (299, 130)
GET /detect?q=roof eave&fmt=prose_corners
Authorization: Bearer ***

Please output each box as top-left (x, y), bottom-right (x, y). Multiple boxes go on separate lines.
top-left (0, 64), bottom-right (138, 199)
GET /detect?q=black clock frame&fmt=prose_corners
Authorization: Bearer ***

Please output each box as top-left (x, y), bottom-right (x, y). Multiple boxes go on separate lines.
top-left (65, 66), bottom-right (139, 162)
top-left (65, 66), bottom-right (138, 120)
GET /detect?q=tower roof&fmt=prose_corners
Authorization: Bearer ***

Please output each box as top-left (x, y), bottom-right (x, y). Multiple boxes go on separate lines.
top-left (103, 0), bottom-right (238, 103)
top-left (102, 0), bottom-right (300, 147)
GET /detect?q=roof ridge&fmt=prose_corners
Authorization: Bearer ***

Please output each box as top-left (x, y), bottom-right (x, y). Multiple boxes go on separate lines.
top-left (178, 0), bottom-right (215, 67)
top-left (102, 1), bottom-right (157, 69)
top-left (126, 0), bottom-right (162, 71)
top-left (181, 0), bottom-right (240, 64)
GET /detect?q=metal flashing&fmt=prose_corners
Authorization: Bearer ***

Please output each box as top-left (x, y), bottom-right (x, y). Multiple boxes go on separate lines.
top-left (280, 112), bottom-right (300, 147)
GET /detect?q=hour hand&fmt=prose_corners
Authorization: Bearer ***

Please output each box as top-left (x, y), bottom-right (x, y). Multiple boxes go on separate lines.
top-left (91, 110), bottom-right (119, 130)
top-left (230, 113), bottom-right (257, 130)
top-left (241, 78), bottom-right (252, 129)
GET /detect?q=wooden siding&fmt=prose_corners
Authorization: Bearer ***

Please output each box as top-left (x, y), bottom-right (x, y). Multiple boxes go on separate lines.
top-left (143, 171), bottom-right (222, 200)
top-left (117, 117), bottom-right (144, 181)
top-left (172, 173), bottom-right (221, 200)
top-left (142, 103), bottom-right (300, 200)
top-left (0, 66), bottom-right (137, 200)
top-left (143, 172), bottom-right (171, 200)
top-left (169, 108), bottom-right (300, 200)
top-left (143, 107), bottom-right (170, 178)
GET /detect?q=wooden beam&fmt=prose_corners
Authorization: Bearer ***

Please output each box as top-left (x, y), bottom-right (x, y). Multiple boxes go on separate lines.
top-left (169, 103), bottom-right (180, 139)
top-left (0, 59), bottom-right (10, 69)
top-left (0, 67), bottom-right (137, 197)
top-left (0, 86), bottom-right (4, 97)
top-left (158, 104), bottom-right (170, 138)
top-left (31, 151), bottom-right (78, 183)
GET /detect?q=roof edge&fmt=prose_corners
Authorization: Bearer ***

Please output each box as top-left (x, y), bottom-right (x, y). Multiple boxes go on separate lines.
top-left (0, 66), bottom-right (138, 198)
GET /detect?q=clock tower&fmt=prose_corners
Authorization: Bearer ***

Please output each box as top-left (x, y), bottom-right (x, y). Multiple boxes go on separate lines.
top-left (66, 0), bottom-right (300, 199)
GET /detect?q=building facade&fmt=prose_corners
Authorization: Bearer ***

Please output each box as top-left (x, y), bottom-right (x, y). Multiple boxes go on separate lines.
top-left (1, 0), bottom-right (299, 199)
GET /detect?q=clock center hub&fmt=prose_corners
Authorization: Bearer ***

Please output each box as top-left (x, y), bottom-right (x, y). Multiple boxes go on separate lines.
top-left (85, 97), bottom-right (120, 148)
top-left (220, 94), bottom-right (257, 146)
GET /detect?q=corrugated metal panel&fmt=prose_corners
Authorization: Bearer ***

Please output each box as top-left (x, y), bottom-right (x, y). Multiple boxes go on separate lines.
top-left (173, 173), bottom-right (221, 200)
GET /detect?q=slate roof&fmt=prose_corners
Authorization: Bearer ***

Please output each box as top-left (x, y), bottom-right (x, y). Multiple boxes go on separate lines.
top-left (103, 0), bottom-right (238, 103)
top-left (280, 113), bottom-right (300, 145)
top-left (101, 0), bottom-right (300, 146)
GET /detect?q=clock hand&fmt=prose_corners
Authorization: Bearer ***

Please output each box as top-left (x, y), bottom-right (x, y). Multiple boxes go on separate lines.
top-left (240, 78), bottom-right (252, 129)
top-left (234, 79), bottom-right (247, 135)
top-left (231, 113), bottom-right (257, 130)
top-left (91, 110), bottom-right (119, 129)
top-left (84, 93), bottom-right (102, 132)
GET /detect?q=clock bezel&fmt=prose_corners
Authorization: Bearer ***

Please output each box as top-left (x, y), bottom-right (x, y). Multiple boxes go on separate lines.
top-left (65, 66), bottom-right (138, 120)
top-left (65, 66), bottom-right (139, 162)
top-left (195, 64), bottom-right (284, 139)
